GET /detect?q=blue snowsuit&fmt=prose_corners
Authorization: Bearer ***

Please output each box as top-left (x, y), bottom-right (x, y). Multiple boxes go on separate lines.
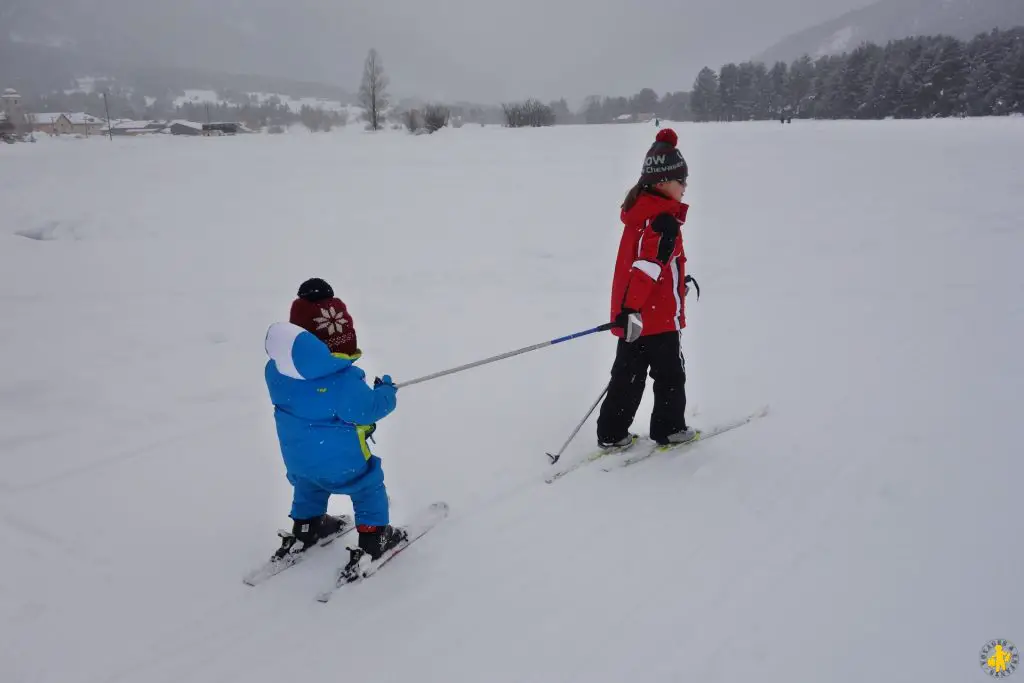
top-left (264, 322), bottom-right (397, 525)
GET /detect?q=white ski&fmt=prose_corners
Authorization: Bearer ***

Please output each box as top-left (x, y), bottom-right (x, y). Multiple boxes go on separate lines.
top-left (316, 501), bottom-right (449, 603)
top-left (602, 404), bottom-right (770, 472)
top-left (242, 515), bottom-right (355, 587)
top-left (544, 435), bottom-right (641, 484)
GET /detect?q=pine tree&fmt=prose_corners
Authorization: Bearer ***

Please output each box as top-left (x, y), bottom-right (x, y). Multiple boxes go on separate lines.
top-left (786, 55), bottom-right (815, 116)
top-left (768, 61), bottom-right (789, 118)
top-left (718, 63), bottom-right (740, 121)
top-left (690, 67), bottom-right (721, 121)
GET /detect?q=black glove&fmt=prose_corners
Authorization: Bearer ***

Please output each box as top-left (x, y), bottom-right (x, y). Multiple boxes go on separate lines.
top-left (614, 309), bottom-right (643, 343)
top-left (684, 275), bottom-right (700, 299)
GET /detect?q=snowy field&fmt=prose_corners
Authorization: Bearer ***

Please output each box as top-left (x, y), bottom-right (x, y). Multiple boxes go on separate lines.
top-left (1, 118), bottom-right (1022, 683)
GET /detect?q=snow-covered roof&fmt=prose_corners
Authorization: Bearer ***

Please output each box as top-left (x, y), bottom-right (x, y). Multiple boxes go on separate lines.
top-left (30, 113), bottom-right (103, 125)
top-left (2, 88), bottom-right (18, 96)
top-left (31, 113), bottom-right (65, 125)
top-left (169, 120), bottom-right (202, 129)
top-left (66, 113), bottom-right (103, 125)
top-left (109, 120), bottom-right (163, 130)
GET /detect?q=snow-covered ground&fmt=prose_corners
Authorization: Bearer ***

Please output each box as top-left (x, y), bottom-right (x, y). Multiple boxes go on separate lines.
top-left (1, 118), bottom-right (1022, 683)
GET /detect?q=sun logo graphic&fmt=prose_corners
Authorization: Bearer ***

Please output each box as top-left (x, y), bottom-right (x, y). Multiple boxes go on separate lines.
top-left (981, 639), bottom-right (1019, 678)
top-left (314, 307), bottom-right (347, 336)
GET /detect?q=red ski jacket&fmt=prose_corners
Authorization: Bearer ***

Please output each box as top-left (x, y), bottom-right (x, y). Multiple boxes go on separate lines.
top-left (609, 191), bottom-right (689, 338)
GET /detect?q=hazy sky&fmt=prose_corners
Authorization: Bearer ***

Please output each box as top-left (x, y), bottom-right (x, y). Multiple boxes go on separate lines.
top-left (373, 0), bottom-right (879, 103)
top-left (13, 0), bottom-right (880, 104)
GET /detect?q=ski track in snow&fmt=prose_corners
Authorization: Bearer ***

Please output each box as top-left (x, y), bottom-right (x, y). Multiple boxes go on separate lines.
top-left (1, 119), bottom-right (1022, 683)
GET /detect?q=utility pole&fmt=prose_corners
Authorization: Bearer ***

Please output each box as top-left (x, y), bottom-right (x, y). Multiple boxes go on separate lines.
top-left (102, 92), bottom-right (113, 141)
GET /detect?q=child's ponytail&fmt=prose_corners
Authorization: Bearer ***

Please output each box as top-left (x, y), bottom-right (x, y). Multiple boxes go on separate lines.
top-left (621, 182), bottom-right (644, 211)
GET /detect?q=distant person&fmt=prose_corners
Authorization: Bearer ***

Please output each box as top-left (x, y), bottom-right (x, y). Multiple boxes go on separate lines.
top-left (263, 278), bottom-right (407, 565)
top-left (597, 129), bottom-right (699, 449)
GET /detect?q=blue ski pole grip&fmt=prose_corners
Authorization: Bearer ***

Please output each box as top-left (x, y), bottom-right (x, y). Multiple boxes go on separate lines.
top-left (550, 322), bottom-right (615, 345)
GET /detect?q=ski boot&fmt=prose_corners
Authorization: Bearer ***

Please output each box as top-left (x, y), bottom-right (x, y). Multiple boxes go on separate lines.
top-left (656, 426), bottom-right (698, 447)
top-left (357, 524), bottom-right (408, 560)
top-left (598, 433), bottom-right (637, 450)
top-left (339, 524), bottom-right (409, 582)
top-left (273, 514), bottom-right (348, 560)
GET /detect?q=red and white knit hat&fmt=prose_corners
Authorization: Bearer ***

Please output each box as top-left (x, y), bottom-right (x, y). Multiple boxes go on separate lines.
top-left (288, 278), bottom-right (359, 356)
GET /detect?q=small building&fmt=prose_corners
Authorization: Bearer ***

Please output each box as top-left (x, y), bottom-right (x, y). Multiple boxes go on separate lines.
top-left (2, 88), bottom-right (29, 133)
top-left (202, 122), bottom-right (241, 135)
top-left (66, 113), bottom-right (106, 135)
top-left (31, 113), bottom-right (74, 135)
top-left (105, 120), bottom-right (168, 136)
top-left (1, 88), bottom-right (22, 114)
top-left (168, 120), bottom-right (202, 136)
top-left (31, 113), bottom-right (105, 136)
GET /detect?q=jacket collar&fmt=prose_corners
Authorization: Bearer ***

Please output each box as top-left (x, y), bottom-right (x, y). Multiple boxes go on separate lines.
top-left (621, 189), bottom-right (689, 224)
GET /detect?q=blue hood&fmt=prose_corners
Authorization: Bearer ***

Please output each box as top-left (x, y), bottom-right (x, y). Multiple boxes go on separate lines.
top-left (264, 322), bottom-right (354, 380)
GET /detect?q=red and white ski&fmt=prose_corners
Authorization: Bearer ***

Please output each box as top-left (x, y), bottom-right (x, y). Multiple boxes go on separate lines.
top-left (316, 501), bottom-right (449, 603)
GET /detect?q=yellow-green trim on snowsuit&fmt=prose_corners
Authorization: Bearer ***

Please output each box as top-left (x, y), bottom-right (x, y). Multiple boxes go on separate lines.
top-left (329, 351), bottom-right (371, 459)
top-left (355, 424), bottom-right (373, 460)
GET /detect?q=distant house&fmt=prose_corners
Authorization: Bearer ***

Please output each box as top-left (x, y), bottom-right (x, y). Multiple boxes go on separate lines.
top-left (168, 120), bottom-right (202, 136)
top-left (31, 113), bottom-right (105, 136)
top-left (202, 122), bottom-right (241, 135)
top-left (105, 120), bottom-right (168, 136)
top-left (31, 113), bottom-right (73, 135)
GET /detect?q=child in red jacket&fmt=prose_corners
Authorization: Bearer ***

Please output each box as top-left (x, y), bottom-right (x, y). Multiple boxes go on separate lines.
top-left (597, 129), bottom-right (699, 448)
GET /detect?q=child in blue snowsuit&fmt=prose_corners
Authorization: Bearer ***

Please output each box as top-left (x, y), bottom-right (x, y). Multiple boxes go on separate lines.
top-left (264, 278), bottom-right (407, 560)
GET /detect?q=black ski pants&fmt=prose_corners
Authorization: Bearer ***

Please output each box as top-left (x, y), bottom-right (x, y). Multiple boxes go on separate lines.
top-left (596, 331), bottom-right (687, 444)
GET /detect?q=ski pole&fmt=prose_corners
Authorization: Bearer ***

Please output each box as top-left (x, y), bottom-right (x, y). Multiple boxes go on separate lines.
top-left (546, 382), bottom-right (609, 464)
top-left (396, 322), bottom-right (615, 389)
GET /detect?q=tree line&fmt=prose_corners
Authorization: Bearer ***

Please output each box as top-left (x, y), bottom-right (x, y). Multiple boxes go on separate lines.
top-left (689, 28), bottom-right (1024, 121)
top-left (12, 87), bottom-right (350, 132)
top-left (10, 27), bottom-right (1021, 136)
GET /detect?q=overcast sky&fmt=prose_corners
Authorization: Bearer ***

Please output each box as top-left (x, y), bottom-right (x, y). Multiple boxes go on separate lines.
top-left (315, 0), bottom-right (880, 104)
top-left (11, 0), bottom-right (880, 104)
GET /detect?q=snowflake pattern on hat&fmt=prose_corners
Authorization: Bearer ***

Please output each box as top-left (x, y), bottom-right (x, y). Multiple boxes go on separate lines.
top-left (314, 307), bottom-right (348, 336)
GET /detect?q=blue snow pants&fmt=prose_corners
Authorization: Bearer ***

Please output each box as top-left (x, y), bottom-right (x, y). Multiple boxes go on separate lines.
top-left (288, 455), bottom-right (389, 526)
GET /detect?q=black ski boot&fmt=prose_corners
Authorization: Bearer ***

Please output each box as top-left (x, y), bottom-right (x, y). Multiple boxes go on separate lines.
top-left (274, 514), bottom-right (348, 560)
top-left (357, 524), bottom-right (408, 560)
top-left (338, 524), bottom-right (409, 583)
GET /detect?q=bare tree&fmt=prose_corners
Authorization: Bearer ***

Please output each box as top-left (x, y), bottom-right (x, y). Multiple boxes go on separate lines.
top-left (403, 109), bottom-right (422, 133)
top-left (359, 48), bottom-right (389, 131)
top-left (423, 104), bottom-right (450, 133)
top-left (502, 99), bottom-right (555, 128)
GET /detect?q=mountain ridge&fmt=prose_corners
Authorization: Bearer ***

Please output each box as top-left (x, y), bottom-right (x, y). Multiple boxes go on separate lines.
top-left (754, 0), bottom-right (1024, 65)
